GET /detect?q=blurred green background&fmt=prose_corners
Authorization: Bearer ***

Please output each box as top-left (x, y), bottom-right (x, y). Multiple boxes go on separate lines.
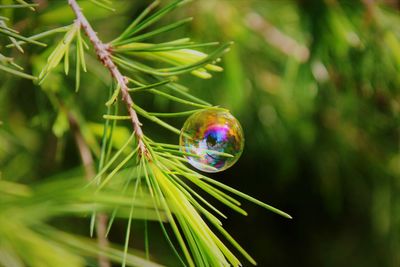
top-left (2, 0), bottom-right (400, 266)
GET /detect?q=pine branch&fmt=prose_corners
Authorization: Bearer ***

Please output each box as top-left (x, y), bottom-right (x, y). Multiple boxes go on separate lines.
top-left (67, 111), bottom-right (111, 267)
top-left (68, 0), bottom-right (149, 158)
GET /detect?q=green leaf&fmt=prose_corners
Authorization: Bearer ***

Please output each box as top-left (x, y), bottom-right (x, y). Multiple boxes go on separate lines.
top-left (0, 27), bottom-right (46, 46)
top-left (6, 26), bottom-right (70, 48)
top-left (132, 104), bottom-right (183, 136)
top-left (115, 0), bottom-right (161, 42)
top-left (128, 79), bottom-right (172, 92)
top-left (112, 42), bottom-right (231, 78)
top-left (105, 84), bottom-right (121, 106)
top-left (0, 3), bottom-right (37, 9)
top-left (202, 177), bottom-right (293, 219)
top-left (89, 0), bottom-right (115, 11)
top-left (0, 63), bottom-right (37, 80)
top-left (114, 17), bottom-right (193, 45)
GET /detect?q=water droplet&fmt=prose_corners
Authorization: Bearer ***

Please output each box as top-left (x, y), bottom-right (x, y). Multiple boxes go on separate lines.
top-left (180, 109), bottom-right (244, 173)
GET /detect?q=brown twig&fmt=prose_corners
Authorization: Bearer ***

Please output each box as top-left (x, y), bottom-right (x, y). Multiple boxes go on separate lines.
top-left (68, 112), bottom-right (111, 267)
top-left (362, 0), bottom-right (375, 23)
top-left (68, 0), bottom-right (149, 158)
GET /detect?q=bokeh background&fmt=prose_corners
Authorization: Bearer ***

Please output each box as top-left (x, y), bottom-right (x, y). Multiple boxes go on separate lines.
top-left (2, 0), bottom-right (400, 266)
top-left (171, 1), bottom-right (400, 266)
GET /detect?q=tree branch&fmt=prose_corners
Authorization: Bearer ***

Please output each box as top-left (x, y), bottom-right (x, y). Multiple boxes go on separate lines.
top-left (68, 0), bottom-right (149, 158)
top-left (67, 112), bottom-right (111, 267)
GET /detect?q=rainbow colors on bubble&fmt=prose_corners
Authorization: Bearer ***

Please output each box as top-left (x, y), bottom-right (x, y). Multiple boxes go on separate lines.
top-left (179, 109), bottom-right (244, 173)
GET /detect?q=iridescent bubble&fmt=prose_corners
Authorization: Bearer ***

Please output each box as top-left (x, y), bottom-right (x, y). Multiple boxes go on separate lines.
top-left (179, 109), bottom-right (244, 173)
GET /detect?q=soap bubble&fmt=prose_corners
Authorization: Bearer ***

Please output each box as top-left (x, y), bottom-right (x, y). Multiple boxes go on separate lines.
top-left (179, 109), bottom-right (244, 173)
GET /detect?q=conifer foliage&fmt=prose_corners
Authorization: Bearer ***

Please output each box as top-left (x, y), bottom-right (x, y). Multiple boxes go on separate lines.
top-left (0, 1), bottom-right (290, 266)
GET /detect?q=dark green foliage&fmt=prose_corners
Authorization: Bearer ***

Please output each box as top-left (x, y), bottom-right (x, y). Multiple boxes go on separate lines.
top-left (181, 0), bottom-right (400, 266)
top-left (2, 0), bottom-right (400, 267)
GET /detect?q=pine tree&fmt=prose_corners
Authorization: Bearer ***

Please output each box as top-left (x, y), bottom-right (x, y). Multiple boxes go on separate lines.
top-left (0, 1), bottom-right (291, 266)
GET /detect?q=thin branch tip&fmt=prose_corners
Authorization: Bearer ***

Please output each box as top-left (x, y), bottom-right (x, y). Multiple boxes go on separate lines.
top-left (68, 0), bottom-right (149, 158)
